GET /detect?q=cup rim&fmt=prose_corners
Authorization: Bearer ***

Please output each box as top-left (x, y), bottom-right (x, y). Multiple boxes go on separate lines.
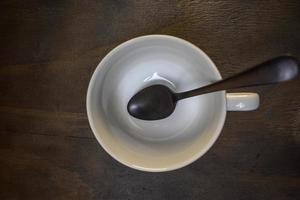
top-left (86, 34), bottom-right (227, 172)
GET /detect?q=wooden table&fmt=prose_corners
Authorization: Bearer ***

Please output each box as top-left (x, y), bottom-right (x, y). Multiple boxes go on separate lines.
top-left (1, 1), bottom-right (299, 199)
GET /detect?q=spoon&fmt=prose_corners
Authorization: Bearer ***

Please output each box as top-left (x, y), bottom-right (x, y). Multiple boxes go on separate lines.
top-left (127, 56), bottom-right (299, 120)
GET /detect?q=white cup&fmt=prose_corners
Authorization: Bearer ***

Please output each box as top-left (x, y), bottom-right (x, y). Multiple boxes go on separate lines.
top-left (87, 35), bottom-right (259, 172)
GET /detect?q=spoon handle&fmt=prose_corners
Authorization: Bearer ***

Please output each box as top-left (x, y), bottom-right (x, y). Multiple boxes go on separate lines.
top-left (177, 56), bottom-right (299, 100)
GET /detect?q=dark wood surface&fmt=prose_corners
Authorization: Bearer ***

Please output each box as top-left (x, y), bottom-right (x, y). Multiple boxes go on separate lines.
top-left (1, 1), bottom-right (300, 199)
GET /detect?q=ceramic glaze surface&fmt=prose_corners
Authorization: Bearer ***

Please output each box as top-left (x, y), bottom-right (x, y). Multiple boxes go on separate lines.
top-left (87, 35), bottom-right (226, 171)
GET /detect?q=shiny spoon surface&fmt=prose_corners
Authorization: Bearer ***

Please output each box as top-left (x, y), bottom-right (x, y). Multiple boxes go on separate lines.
top-left (127, 56), bottom-right (299, 120)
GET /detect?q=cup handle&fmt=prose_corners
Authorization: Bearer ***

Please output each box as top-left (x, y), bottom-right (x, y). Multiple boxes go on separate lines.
top-left (226, 93), bottom-right (259, 111)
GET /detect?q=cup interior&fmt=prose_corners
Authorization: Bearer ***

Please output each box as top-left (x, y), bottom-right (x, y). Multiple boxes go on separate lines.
top-left (87, 35), bottom-right (226, 171)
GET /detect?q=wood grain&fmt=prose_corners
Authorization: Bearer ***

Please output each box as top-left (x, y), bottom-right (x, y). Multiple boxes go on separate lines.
top-left (0, 0), bottom-right (300, 199)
